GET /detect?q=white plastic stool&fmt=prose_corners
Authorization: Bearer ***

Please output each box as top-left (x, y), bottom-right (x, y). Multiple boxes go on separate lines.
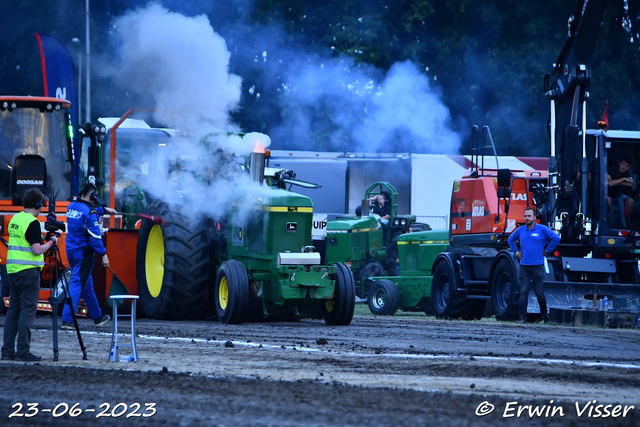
top-left (108, 295), bottom-right (139, 362)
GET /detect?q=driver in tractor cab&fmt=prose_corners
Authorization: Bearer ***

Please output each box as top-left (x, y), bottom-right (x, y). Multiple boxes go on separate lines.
top-left (369, 193), bottom-right (391, 225)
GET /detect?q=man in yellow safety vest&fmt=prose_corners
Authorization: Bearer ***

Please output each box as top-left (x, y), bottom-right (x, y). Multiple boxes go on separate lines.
top-left (1, 188), bottom-right (57, 362)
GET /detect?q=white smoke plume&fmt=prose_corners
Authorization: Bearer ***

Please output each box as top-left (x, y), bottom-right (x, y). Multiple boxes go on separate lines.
top-left (265, 55), bottom-right (461, 154)
top-left (102, 4), bottom-right (273, 220)
top-left (355, 61), bottom-right (461, 154)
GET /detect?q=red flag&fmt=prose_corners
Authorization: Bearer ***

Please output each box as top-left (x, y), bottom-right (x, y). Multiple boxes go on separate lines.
top-left (598, 100), bottom-right (609, 131)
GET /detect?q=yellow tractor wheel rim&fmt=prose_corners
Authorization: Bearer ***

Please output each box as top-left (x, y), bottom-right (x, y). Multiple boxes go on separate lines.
top-left (325, 299), bottom-right (335, 312)
top-left (219, 276), bottom-right (229, 310)
top-left (145, 225), bottom-right (165, 298)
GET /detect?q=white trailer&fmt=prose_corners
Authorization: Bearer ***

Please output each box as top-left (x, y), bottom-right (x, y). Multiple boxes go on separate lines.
top-left (269, 150), bottom-right (547, 230)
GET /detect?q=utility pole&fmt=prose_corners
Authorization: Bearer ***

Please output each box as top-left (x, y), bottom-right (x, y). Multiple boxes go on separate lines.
top-left (86, 0), bottom-right (91, 124)
top-left (72, 38), bottom-right (82, 126)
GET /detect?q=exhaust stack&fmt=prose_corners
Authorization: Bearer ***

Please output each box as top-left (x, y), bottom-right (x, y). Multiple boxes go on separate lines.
top-left (245, 132), bottom-right (271, 185)
top-left (250, 151), bottom-right (266, 185)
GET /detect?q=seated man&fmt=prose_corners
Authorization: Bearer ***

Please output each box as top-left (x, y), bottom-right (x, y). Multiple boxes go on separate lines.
top-left (369, 193), bottom-right (391, 225)
top-left (607, 158), bottom-right (635, 226)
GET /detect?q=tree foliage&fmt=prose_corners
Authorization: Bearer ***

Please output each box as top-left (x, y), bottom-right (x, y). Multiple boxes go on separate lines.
top-left (1, 0), bottom-right (639, 156)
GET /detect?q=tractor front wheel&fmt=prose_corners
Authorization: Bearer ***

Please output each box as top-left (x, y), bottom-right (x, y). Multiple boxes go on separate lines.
top-left (367, 279), bottom-right (400, 316)
top-left (322, 263), bottom-right (355, 326)
top-left (215, 260), bottom-right (249, 325)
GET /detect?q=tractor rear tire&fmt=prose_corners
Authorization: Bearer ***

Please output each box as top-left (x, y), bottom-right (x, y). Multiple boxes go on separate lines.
top-left (367, 279), bottom-right (400, 316)
top-left (215, 260), bottom-right (249, 324)
top-left (491, 259), bottom-right (520, 321)
top-left (136, 200), bottom-right (211, 320)
top-left (322, 263), bottom-right (355, 325)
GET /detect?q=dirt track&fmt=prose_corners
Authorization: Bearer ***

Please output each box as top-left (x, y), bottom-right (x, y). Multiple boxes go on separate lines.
top-left (1, 310), bottom-right (639, 426)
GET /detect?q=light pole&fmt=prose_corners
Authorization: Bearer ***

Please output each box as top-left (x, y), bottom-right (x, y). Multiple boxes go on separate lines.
top-left (71, 37), bottom-right (82, 126)
top-left (85, 0), bottom-right (91, 124)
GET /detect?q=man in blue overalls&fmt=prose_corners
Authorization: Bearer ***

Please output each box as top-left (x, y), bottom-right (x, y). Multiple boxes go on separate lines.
top-left (62, 183), bottom-right (116, 329)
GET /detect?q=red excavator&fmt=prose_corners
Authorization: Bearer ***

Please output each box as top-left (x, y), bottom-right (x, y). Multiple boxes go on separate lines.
top-left (430, 0), bottom-right (640, 322)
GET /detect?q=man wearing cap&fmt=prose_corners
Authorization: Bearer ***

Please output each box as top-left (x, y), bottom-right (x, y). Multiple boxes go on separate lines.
top-left (61, 183), bottom-right (116, 329)
top-left (2, 188), bottom-right (57, 361)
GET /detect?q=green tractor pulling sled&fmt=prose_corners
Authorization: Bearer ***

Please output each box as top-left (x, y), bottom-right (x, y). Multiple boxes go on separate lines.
top-left (135, 147), bottom-right (355, 325)
top-left (79, 115), bottom-right (355, 325)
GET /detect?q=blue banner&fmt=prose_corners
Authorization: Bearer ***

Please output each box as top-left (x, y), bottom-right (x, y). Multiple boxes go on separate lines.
top-left (35, 33), bottom-right (80, 195)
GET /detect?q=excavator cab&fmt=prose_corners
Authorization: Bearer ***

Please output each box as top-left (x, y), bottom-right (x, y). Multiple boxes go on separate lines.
top-left (591, 130), bottom-right (640, 232)
top-left (0, 97), bottom-right (73, 202)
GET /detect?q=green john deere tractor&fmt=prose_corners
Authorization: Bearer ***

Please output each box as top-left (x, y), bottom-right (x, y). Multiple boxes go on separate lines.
top-left (363, 229), bottom-right (450, 316)
top-left (78, 116), bottom-right (355, 324)
top-left (319, 181), bottom-right (437, 315)
top-left (135, 149), bottom-right (355, 325)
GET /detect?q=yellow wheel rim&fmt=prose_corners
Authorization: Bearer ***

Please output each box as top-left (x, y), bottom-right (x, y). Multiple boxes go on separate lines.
top-left (145, 225), bottom-right (165, 298)
top-left (219, 277), bottom-right (229, 310)
top-left (325, 299), bottom-right (335, 312)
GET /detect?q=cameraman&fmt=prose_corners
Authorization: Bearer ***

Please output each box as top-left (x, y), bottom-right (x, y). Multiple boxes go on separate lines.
top-left (2, 188), bottom-right (57, 362)
top-left (369, 194), bottom-right (391, 225)
top-left (61, 183), bottom-right (115, 329)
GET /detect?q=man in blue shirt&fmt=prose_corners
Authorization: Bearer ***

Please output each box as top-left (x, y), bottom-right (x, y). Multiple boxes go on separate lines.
top-left (508, 207), bottom-right (560, 324)
top-left (61, 183), bottom-right (116, 329)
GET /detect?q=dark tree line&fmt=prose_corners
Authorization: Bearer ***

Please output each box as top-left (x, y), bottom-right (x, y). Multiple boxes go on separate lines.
top-left (1, 0), bottom-right (639, 156)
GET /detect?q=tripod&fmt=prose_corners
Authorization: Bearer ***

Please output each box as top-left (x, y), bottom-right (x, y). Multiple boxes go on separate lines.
top-left (47, 238), bottom-right (87, 361)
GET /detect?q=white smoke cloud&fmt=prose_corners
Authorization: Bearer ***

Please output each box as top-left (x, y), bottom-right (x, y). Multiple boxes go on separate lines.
top-left (354, 61), bottom-right (461, 154)
top-left (109, 3), bottom-right (241, 133)
top-left (269, 55), bottom-right (461, 154)
top-left (101, 4), bottom-right (273, 221)
top-left (98, 3), bottom-right (460, 223)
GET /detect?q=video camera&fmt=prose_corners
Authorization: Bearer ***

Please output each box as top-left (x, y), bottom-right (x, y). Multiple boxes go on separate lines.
top-left (45, 214), bottom-right (65, 234)
top-left (45, 188), bottom-right (66, 237)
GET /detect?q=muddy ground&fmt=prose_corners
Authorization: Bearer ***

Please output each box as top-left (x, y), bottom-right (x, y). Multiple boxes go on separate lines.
top-left (1, 309), bottom-right (639, 426)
